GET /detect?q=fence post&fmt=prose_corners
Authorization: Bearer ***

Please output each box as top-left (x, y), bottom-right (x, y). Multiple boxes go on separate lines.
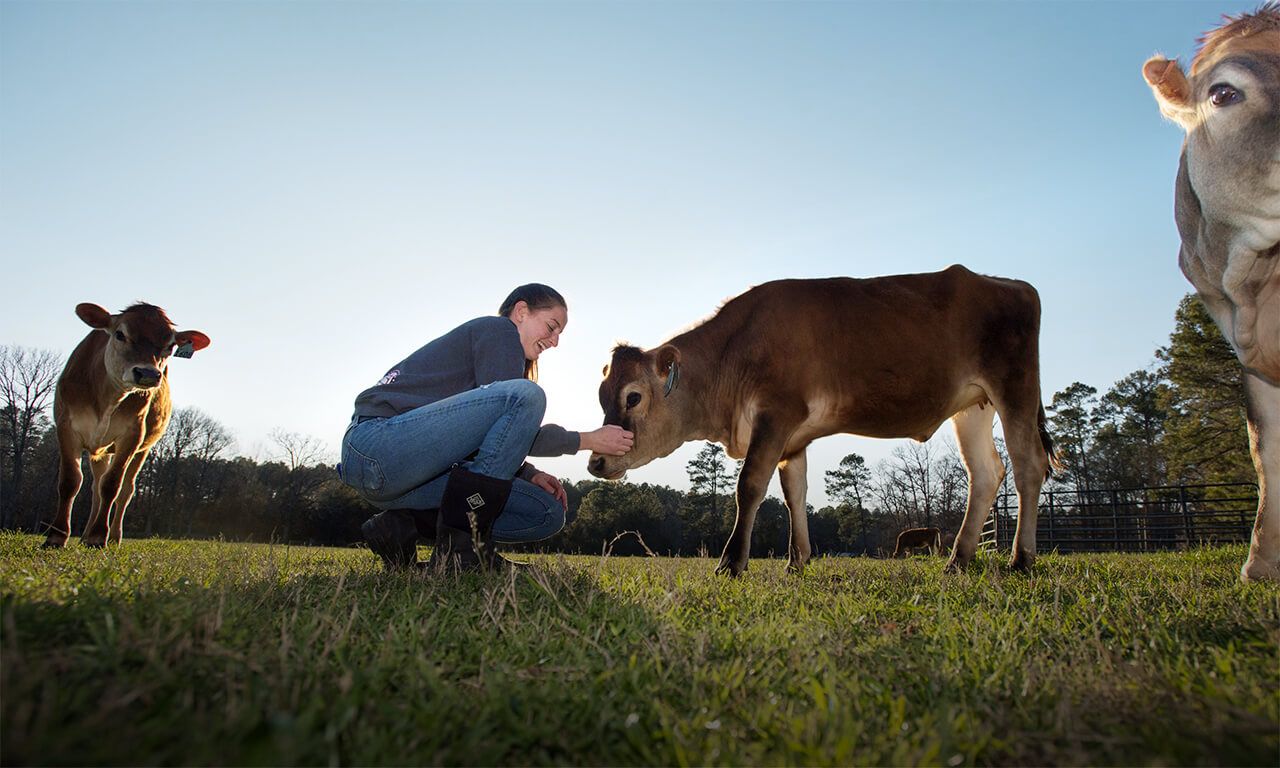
top-left (1180, 485), bottom-right (1193, 548)
top-left (1047, 490), bottom-right (1054, 552)
top-left (1111, 490), bottom-right (1120, 552)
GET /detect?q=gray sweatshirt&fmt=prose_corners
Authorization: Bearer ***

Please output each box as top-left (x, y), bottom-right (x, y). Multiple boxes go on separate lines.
top-left (352, 316), bottom-right (580, 470)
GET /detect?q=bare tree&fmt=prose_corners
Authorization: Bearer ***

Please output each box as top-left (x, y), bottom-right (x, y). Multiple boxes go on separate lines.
top-left (141, 407), bottom-right (236, 534)
top-left (0, 346), bottom-right (61, 529)
top-left (269, 428), bottom-right (327, 471)
top-left (874, 439), bottom-right (967, 531)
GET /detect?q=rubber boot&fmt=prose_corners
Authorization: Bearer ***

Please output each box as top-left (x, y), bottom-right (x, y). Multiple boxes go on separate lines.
top-left (361, 509), bottom-right (419, 571)
top-left (424, 465), bottom-right (512, 573)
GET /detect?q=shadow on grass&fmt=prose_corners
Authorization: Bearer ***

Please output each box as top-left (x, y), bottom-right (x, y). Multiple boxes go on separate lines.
top-left (1, 537), bottom-right (668, 766)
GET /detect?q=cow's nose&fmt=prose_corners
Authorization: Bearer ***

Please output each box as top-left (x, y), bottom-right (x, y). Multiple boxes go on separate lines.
top-left (133, 367), bottom-right (161, 386)
top-left (588, 455), bottom-right (606, 476)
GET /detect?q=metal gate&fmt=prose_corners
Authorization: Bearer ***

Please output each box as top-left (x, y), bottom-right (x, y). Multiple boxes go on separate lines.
top-left (988, 482), bottom-right (1258, 553)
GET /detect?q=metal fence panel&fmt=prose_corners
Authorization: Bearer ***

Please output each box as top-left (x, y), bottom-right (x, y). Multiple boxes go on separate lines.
top-left (990, 483), bottom-right (1257, 553)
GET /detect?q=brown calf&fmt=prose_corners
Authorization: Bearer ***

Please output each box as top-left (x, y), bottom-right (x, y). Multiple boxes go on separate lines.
top-left (42, 303), bottom-right (209, 547)
top-left (589, 266), bottom-right (1060, 577)
top-left (892, 527), bottom-right (943, 558)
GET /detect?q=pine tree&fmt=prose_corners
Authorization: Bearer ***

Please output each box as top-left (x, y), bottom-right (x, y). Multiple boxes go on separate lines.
top-left (1157, 294), bottom-right (1253, 485)
top-left (1047, 382), bottom-right (1100, 492)
top-left (686, 442), bottom-right (733, 548)
top-left (1094, 368), bottom-right (1169, 487)
top-left (824, 453), bottom-right (872, 551)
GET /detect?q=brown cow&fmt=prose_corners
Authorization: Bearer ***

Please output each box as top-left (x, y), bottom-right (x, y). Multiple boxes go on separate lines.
top-left (1143, 6), bottom-right (1280, 582)
top-left (892, 527), bottom-right (942, 558)
top-left (42, 303), bottom-right (210, 548)
top-left (589, 266), bottom-right (1060, 576)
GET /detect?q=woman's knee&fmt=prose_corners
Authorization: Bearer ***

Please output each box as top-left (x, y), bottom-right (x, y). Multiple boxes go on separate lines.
top-left (505, 378), bottom-right (546, 412)
top-left (493, 482), bottom-right (565, 543)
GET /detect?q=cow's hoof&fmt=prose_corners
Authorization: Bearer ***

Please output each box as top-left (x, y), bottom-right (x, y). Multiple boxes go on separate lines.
top-left (81, 536), bottom-right (107, 549)
top-left (784, 560), bottom-right (807, 575)
top-left (1008, 551), bottom-right (1035, 572)
top-left (943, 552), bottom-right (971, 573)
top-left (714, 560), bottom-right (745, 578)
top-left (1240, 557), bottom-right (1280, 583)
top-left (40, 535), bottom-right (68, 549)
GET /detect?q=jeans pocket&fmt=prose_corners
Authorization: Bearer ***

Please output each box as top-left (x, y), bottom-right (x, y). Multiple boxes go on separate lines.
top-left (340, 441), bottom-right (385, 497)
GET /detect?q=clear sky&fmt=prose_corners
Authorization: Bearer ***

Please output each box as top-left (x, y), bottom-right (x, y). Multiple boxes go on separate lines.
top-left (0, 0), bottom-right (1253, 506)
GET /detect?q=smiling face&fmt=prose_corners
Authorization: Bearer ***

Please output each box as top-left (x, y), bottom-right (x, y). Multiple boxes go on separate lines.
top-left (510, 301), bottom-right (567, 361)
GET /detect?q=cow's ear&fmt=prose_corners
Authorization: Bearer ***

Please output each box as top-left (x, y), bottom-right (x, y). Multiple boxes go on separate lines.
top-left (175, 330), bottom-right (211, 352)
top-left (1143, 56), bottom-right (1196, 129)
top-left (654, 344), bottom-right (681, 397)
top-left (76, 303), bottom-right (112, 329)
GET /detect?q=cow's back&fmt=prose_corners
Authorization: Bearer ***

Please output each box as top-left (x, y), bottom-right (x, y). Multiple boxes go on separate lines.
top-left (699, 265), bottom-right (1041, 439)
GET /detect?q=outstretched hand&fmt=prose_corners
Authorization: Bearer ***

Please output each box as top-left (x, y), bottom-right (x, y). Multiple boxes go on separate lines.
top-left (581, 425), bottom-right (634, 456)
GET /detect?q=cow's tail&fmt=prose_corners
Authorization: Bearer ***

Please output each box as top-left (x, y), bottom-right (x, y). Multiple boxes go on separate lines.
top-left (1037, 403), bottom-right (1064, 480)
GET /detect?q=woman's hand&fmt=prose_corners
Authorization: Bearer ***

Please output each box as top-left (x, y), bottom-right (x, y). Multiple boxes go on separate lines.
top-left (530, 471), bottom-right (567, 509)
top-left (581, 425), bottom-right (634, 456)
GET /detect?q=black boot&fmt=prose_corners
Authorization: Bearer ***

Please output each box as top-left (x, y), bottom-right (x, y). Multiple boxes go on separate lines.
top-left (361, 509), bottom-right (419, 571)
top-left (424, 465), bottom-right (512, 573)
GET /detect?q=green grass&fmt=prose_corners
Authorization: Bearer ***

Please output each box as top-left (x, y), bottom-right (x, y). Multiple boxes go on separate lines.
top-left (1, 533), bottom-right (1276, 766)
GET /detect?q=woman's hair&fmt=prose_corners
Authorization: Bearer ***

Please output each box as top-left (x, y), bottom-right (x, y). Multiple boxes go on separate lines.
top-left (498, 283), bottom-right (566, 381)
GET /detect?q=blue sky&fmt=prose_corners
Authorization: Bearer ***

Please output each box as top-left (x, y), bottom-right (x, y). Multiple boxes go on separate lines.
top-left (0, 0), bottom-right (1253, 505)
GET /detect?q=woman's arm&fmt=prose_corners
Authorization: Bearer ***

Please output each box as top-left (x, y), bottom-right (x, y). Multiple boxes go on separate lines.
top-left (579, 424), bottom-right (633, 456)
top-left (529, 424), bottom-right (633, 456)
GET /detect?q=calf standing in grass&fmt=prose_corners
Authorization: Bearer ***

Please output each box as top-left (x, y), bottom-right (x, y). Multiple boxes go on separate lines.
top-left (589, 266), bottom-right (1060, 577)
top-left (892, 527), bottom-right (942, 558)
top-left (42, 303), bottom-right (209, 547)
top-left (1143, 5), bottom-right (1280, 581)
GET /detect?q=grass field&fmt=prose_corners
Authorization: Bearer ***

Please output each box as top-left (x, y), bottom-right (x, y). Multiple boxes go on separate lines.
top-left (1, 532), bottom-right (1276, 766)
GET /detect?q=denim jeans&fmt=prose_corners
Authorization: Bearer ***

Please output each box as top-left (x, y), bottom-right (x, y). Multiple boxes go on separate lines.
top-left (340, 379), bottom-right (567, 544)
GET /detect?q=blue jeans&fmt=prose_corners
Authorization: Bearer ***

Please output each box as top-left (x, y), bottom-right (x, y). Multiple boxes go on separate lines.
top-left (340, 379), bottom-right (567, 544)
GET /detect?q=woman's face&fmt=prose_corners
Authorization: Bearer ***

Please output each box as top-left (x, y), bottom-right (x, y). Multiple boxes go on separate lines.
top-left (511, 302), bottom-right (568, 361)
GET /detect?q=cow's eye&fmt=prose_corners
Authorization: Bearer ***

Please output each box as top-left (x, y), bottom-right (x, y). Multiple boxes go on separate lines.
top-left (1208, 83), bottom-right (1242, 107)
top-left (114, 331), bottom-right (127, 342)
top-left (626, 392), bottom-right (642, 409)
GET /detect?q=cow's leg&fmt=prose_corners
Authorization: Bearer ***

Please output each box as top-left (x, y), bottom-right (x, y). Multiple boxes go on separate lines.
top-left (716, 410), bottom-right (797, 577)
top-left (945, 402), bottom-right (1004, 571)
top-left (1241, 372), bottom-right (1279, 583)
top-left (778, 449), bottom-right (811, 574)
top-left (108, 450), bottom-right (149, 545)
top-left (1001, 403), bottom-right (1049, 572)
top-left (43, 437), bottom-right (83, 548)
top-left (81, 454), bottom-right (114, 547)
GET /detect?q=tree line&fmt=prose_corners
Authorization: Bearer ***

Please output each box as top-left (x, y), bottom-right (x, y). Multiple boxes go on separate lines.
top-left (0, 295), bottom-right (1254, 556)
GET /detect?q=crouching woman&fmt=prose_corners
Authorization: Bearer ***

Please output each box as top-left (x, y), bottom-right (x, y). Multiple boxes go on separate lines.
top-left (339, 283), bottom-right (632, 572)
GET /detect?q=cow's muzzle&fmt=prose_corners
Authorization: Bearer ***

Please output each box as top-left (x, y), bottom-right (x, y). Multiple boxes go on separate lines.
top-left (132, 367), bottom-right (162, 387)
top-left (588, 454), bottom-right (626, 481)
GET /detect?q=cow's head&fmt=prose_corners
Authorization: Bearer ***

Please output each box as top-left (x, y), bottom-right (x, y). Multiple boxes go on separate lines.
top-left (1143, 7), bottom-right (1280, 242)
top-left (588, 343), bottom-right (685, 480)
top-left (77, 302), bottom-right (211, 390)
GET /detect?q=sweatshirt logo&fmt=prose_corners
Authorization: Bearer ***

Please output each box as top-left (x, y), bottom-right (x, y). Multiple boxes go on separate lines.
top-left (377, 369), bottom-right (400, 386)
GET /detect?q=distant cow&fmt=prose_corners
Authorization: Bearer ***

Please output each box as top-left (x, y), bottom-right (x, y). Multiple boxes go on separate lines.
top-left (1143, 6), bottom-right (1279, 582)
top-left (589, 266), bottom-right (1060, 576)
top-left (892, 527), bottom-right (942, 558)
top-left (42, 303), bottom-right (209, 548)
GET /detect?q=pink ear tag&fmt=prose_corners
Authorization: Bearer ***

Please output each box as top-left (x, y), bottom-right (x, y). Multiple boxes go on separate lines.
top-left (174, 342), bottom-right (195, 359)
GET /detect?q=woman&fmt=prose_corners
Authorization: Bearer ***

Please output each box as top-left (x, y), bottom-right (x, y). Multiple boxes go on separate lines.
top-left (340, 284), bottom-right (632, 572)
